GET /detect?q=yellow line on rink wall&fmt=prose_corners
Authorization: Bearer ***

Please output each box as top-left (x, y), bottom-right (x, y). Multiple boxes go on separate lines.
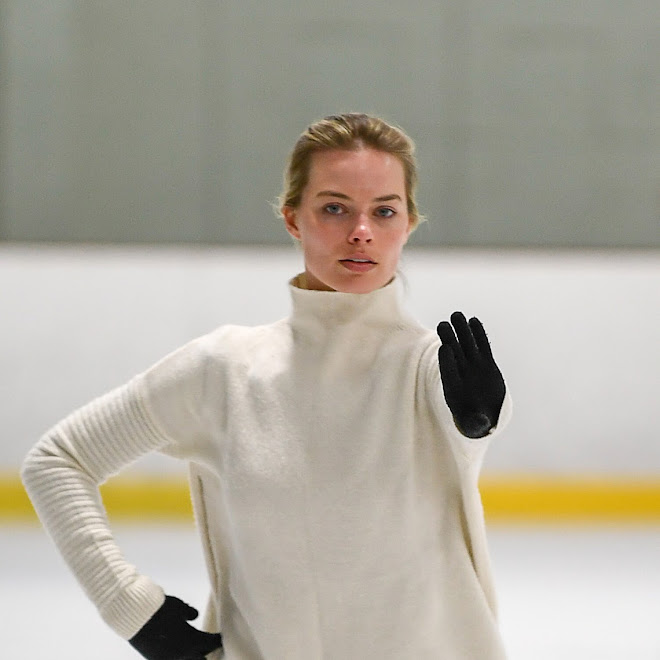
top-left (480, 475), bottom-right (660, 523)
top-left (1, 474), bottom-right (195, 522)
top-left (2, 473), bottom-right (660, 523)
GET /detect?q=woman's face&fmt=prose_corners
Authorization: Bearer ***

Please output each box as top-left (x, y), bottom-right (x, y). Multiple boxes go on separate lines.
top-left (283, 148), bottom-right (412, 294)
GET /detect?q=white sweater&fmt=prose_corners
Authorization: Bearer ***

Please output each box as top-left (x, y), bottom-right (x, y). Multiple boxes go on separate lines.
top-left (22, 276), bottom-right (512, 660)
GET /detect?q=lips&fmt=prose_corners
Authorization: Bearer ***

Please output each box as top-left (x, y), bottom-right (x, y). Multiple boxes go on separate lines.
top-left (339, 256), bottom-right (377, 264)
top-left (339, 256), bottom-right (378, 273)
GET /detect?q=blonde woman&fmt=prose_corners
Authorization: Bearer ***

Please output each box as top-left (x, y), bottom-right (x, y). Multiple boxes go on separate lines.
top-left (23, 113), bottom-right (512, 659)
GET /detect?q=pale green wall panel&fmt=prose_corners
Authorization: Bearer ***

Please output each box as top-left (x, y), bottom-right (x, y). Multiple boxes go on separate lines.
top-left (1, 1), bottom-right (658, 246)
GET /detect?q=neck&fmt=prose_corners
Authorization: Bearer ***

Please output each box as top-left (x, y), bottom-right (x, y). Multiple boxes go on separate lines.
top-left (292, 272), bottom-right (396, 293)
top-left (288, 273), bottom-right (410, 337)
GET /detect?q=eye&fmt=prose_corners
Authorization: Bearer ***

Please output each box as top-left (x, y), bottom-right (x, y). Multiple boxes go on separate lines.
top-left (323, 203), bottom-right (345, 215)
top-left (375, 207), bottom-right (396, 218)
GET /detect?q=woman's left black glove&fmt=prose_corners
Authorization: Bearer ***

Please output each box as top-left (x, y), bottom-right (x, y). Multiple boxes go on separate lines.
top-left (437, 311), bottom-right (506, 439)
top-left (129, 595), bottom-right (223, 660)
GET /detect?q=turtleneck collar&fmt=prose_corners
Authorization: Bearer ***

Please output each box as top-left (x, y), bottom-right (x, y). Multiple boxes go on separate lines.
top-left (287, 273), bottom-right (414, 337)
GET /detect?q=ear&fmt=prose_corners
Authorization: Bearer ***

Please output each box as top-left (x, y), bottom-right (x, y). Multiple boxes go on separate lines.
top-left (282, 206), bottom-right (301, 240)
top-left (403, 213), bottom-right (414, 243)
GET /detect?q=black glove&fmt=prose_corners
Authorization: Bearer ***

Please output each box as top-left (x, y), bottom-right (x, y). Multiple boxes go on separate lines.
top-left (129, 595), bottom-right (223, 660)
top-left (437, 311), bottom-right (506, 439)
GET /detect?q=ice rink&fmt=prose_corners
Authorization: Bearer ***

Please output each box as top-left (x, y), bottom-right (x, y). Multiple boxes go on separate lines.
top-left (2, 523), bottom-right (659, 659)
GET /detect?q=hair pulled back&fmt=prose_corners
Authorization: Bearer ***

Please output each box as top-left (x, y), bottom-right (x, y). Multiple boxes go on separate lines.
top-left (279, 113), bottom-right (424, 230)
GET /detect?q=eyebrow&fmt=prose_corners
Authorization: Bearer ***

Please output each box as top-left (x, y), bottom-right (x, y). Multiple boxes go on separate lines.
top-left (316, 191), bottom-right (403, 203)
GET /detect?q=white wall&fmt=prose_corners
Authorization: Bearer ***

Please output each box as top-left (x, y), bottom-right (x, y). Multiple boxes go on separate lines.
top-left (3, 245), bottom-right (659, 476)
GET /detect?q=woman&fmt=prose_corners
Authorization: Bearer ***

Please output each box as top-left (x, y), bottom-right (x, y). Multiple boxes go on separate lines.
top-left (22, 113), bottom-right (512, 659)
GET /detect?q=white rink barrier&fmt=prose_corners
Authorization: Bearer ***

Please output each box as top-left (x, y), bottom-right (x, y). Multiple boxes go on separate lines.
top-left (3, 244), bottom-right (659, 479)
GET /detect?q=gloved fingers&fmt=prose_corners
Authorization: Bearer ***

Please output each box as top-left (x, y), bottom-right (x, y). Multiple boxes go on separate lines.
top-left (187, 630), bottom-right (223, 657)
top-left (450, 311), bottom-right (479, 361)
top-left (437, 320), bottom-right (465, 365)
top-left (436, 320), bottom-right (456, 346)
top-left (438, 343), bottom-right (461, 385)
top-left (182, 604), bottom-right (200, 621)
top-left (167, 596), bottom-right (200, 621)
top-left (468, 316), bottom-right (494, 361)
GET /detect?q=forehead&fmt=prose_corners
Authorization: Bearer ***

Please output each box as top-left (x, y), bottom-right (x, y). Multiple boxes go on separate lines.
top-left (306, 148), bottom-right (406, 195)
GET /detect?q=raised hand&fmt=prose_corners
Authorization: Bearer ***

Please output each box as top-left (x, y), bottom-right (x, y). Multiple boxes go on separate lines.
top-left (129, 595), bottom-right (223, 660)
top-left (436, 312), bottom-right (505, 439)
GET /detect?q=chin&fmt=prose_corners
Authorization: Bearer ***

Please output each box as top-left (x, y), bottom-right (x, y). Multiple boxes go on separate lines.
top-left (334, 274), bottom-right (391, 294)
top-left (305, 265), bottom-right (393, 294)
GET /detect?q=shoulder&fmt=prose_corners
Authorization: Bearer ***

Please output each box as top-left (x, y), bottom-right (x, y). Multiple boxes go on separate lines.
top-left (137, 319), bottom-right (291, 385)
top-left (391, 319), bottom-right (440, 360)
top-left (196, 319), bottom-right (292, 361)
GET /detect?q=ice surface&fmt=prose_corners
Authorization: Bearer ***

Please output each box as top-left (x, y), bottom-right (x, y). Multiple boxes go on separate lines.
top-left (2, 524), bottom-right (659, 658)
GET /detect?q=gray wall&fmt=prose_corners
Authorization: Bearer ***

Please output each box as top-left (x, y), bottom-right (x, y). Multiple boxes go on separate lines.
top-left (1, 1), bottom-right (658, 247)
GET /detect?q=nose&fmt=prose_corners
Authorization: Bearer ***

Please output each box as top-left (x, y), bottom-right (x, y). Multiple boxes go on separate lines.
top-left (347, 214), bottom-right (374, 244)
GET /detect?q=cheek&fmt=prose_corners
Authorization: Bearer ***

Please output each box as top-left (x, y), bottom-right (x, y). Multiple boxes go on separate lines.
top-left (385, 228), bottom-right (410, 254)
top-left (301, 221), bottom-right (337, 252)
top-left (298, 230), bottom-right (331, 268)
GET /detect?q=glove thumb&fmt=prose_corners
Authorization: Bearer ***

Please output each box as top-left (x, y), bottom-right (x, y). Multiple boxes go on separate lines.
top-left (167, 595), bottom-right (199, 621)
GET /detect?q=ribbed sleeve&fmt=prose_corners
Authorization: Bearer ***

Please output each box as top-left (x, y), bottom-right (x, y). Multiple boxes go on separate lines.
top-left (21, 379), bottom-right (170, 639)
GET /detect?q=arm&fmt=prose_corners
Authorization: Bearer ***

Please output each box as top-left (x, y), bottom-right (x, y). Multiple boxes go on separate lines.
top-left (21, 340), bottom-right (223, 658)
top-left (21, 380), bottom-right (170, 637)
top-left (436, 311), bottom-right (506, 439)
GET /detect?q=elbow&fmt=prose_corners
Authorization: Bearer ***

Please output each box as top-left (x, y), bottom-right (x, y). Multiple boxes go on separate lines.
top-left (21, 430), bottom-right (96, 497)
top-left (21, 438), bottom-right (58, 496)
top-left (21, 443), bottom-right (44, 485)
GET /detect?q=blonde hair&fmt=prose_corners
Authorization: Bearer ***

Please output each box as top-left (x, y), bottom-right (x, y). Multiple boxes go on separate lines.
top-left (278, 113), bottom-right (424, 230)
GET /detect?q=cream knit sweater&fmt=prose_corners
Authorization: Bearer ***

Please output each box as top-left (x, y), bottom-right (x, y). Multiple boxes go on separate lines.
top-left (22, 276), bottom-right (512, 659)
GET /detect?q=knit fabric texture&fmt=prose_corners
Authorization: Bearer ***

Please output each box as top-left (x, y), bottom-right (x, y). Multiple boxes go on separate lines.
top-left (22, 275), bottom-right (512, 659)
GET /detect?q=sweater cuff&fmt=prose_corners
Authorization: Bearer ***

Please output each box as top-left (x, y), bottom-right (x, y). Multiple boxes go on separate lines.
top-left (487, 389), bottom-right (513, 439)
top-left (99, 577), bottom-right (166, 640)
